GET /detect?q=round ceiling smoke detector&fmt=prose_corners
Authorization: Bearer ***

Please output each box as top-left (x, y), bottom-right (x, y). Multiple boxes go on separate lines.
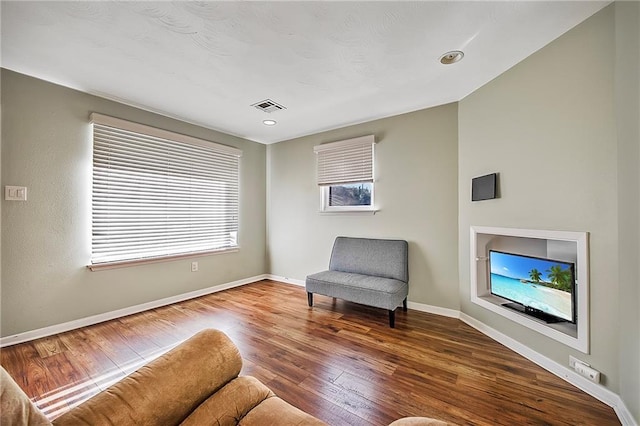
top-left (263, 119), bottom-right (277, 126)
top-left (439, 50), bottom-right (464, 65)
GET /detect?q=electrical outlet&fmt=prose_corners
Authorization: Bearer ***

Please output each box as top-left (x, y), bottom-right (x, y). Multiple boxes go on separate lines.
top-left (569, 355), bottom-right (583, 370)
top-left (570, 356), bottom-right (600, 383)
top-left (191, 261), bottom-right (198, 272)
top-left (574, 362), bottom-right (601, 383)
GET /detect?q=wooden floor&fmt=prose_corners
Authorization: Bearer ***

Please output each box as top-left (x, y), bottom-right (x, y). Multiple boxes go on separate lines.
top-left (1, 280), bottom-right (618, 425)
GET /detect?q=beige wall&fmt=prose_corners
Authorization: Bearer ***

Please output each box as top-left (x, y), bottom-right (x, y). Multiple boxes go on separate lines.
top-left (1, 70), bottom-right (267, 337)
top-left (267, 104), bottom-right (459, 309)
top-left (615, 1), bottom-right (640, 421)
top-left (459, 6), bottom-right (621, 392)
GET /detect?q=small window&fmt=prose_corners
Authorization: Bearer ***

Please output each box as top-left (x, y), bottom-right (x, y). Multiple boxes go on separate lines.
top-left (322, 182), bottom-right (374, 211)
top-left (314, 135), bottom-right (376, 212)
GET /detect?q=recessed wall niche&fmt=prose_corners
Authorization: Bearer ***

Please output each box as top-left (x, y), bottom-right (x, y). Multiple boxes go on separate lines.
top-left (470, 226), bottom-right (589, 353)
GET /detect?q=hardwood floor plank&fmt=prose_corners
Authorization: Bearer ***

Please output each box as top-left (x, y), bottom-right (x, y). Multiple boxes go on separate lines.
top-left (0, 280), bottom-right (619, 425)
top-left (32, 335), bottom-right (69, 359)
top-left (57, 328), bottom-right (128, 390)
top-left (123, 309), bottom-right (189, 347)
top-left (102, 320), bottom-right (163, 362)
top-left (1, 343), bottom-right (60, 403)
top-left (300, 374), bottom-right (398, 425)
top-left (331, 370), bottom-right (434, 420)
top-left (247, 330), bottom-right (345, 383)
top-left (267, 374), bottom-right (372, 426)
top-left (33, 352), bottom-right (100, 419)
top-left (240, 358), bottom-right (278, 384)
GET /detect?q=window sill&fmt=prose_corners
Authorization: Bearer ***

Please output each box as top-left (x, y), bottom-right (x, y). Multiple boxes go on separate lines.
top-left (318, 209), bottom-right (379, 216)
top-left (88, 247), bottom-right (239, 271)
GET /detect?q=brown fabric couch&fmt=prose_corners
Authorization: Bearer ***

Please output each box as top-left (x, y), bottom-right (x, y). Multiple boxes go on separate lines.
top-left (1, 329), bottom-right (448, 426)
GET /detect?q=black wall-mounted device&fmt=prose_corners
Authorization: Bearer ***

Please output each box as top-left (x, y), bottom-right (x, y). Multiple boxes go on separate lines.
top-left (471, 173), bottom-right (498, 201)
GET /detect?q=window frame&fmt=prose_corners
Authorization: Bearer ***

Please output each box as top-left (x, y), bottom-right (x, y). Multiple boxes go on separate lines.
top-left (89, 113), bottom-right (242, 270)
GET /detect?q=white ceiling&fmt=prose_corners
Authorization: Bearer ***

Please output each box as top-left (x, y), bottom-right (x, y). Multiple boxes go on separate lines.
top-left (1, 1), bottom-right (609, 144)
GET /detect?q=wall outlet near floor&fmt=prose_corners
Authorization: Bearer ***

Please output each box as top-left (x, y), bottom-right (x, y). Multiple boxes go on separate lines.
top-left (191, 261), bottom-right (198, 272)
top-left (570, 356), bottom-right (600, 383)
top-left (569, 355), bottom-right (582, 369)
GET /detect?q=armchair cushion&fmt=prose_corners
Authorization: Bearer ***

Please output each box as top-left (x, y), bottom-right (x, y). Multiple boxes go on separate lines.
top-left (181, 376), bottom-right (273, 426)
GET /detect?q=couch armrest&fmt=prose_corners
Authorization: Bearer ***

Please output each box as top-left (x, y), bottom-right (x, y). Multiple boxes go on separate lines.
top-left (53, 329), bottom-right (242, 426)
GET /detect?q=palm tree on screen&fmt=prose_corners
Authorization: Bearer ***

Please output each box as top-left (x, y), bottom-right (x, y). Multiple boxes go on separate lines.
top-left (529, 269), bottom-right (542, 283)
top-left (546, 265), bottom-right (572, 291)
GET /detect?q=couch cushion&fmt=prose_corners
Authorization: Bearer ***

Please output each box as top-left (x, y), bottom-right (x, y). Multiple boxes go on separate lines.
top-left (181, 376), bottom-right (274, 426)
top-left (329, 237), bottom-right (409, 283)
top-left (306, 270), bottom-right (408, 310)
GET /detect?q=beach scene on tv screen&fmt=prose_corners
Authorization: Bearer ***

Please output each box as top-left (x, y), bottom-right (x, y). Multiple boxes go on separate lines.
top-left (489, 251), bottom-right (573, 321)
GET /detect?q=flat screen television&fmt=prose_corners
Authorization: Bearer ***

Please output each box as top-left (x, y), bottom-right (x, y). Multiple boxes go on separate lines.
top-left (489, 250), bottom-right (576, 323)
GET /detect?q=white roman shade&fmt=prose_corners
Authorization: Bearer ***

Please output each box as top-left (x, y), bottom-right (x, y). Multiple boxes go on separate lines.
top-left (90, 113), bottom-right (242, 267)
top-left (314, 135), bottom-right (375, 186)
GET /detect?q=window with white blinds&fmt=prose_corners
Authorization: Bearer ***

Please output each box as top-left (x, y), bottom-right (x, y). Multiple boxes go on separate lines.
top-left (314, 135), bottom-right (375, 186)
top-left (90, 113), bottom-right (242, 268)
top-left (314, 135), bottom-right (376, 212)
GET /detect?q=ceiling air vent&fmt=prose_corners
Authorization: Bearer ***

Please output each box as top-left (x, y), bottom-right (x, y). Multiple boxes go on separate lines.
top-left (251, 99), bottom-right (286, 113)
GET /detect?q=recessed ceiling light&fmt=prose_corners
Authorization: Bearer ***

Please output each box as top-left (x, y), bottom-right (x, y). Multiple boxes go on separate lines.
top-left (263, 119), bottom-right (277, 126)
top-left (439, 50), bottom-right (464, 65)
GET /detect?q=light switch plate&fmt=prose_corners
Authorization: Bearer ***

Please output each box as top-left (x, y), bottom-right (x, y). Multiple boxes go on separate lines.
top-left (5, 186), bottom-right (27, 201)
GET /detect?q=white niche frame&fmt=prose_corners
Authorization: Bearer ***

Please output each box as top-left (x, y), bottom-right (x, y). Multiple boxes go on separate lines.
top-left (470, 226), bottom-right (589, 353)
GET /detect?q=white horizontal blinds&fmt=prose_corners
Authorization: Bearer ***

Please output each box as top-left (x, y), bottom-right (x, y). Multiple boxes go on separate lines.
top-left (314, 135), bottom-right (375, 186)
top-left (91, 114), bottom-right (242, 265)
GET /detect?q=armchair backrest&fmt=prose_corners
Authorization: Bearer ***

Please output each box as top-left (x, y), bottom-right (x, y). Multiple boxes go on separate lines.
top-left (329, 237), bottom-right (409, 283)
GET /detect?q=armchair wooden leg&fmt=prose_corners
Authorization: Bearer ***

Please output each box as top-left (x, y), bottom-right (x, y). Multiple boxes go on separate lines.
top-left (403, 298), bottom-right (408, 312)
top-left (307, 292), bottom-right (313, 307)
top-left (389, 309), bottom-right (395, 328)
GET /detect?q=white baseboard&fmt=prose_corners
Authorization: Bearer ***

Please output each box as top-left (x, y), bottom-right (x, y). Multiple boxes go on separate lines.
top-left (0, 274), bottom-right (268, 348)
top-left (266, 274), bottom-right (305, 287)
top-left (459, 313), bottom-right (636, 426)
top-left (616, 400), bottom-right (638, 426)
top-left (407, 301), bottom-right (460, 319)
